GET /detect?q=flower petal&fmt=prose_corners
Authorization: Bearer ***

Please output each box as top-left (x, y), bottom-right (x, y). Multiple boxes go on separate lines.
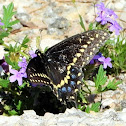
top-left (98, 56), bottom-right (105, 62)
top-left (9, 75), bottom-right (17, 82)
top-left (106, 57), bottom-right (111, 62)
top-left (108, 62), bottom-right (112, 68)
top-left (29, 50), bottom-right (37, 58)
top-left (22, 72), bottom-right (27, 78)
top-left (10, 69), bottom-right (18, 74)
top-left (103, 63), bottom-right (107, 69)
top-left (17, 77), bottom-right (23, 86)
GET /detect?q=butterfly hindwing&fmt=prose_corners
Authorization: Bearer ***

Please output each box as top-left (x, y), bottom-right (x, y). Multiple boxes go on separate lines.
top-left (26, 52), bottom-right (52, 87)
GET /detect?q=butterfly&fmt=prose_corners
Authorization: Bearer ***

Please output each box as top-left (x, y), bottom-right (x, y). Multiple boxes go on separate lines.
top-left (26, 30), bottom-right (109, 103)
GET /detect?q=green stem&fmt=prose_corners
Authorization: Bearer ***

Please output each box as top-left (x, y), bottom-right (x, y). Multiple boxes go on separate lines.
top-left (3, 43), bottom-right (9, 49)
top-left (19, 51), bottom-right (29, 59)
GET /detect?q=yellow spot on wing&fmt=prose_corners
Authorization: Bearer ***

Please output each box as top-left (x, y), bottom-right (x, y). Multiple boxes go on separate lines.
top-left (77, 81), bottom-right (81, 85)
top-left (82, 62), bottom-right (85, 66)
top-left (102, 36), bottom-right (105, 39)
top-left (75, 89), bottom-right (79, 92)
top-left (90, 52), bottom-right (93, 55)
top-left (96, 44), bottom-right (99, 46)
top-left (70, 96), bottom-right (75, 99)
top-left (86, 57), bottom-right (89, 60)
top-left (30, 75), bottom-right (33, 77)
top-left (80, 49), bottom-right (85, 52)
top-left (79, 38), bottom-right (82, 43)
top-left (56, 84), bottom-right (60, 88)
top-left (76, 53), bottom-right (81, 57)
top-left (67, 71), bottom-right (70, 75)
top-left (67, 65), bottom-right (71, 71)
top-left (83, 45), bottom-right (88, 48)
top-left (44, 81), bottom-right (46, 83)
top-left (73, 57), bottom-right (77, 63)
top-left (92, 48), bottom-right (95, 51)
top-left (64, 77), bottom-right (68, 84)
top-left (104, 33), bottom-right (107, 36)
top-left (78, 73), bottom-right (81, 76)
top-left (90, 38), bottom-right (94, 40)
top-left (70, 63), bottom-right (74, 66)
top-left (60, 80), bottom-right (65, 86)
top-left (87, 41), bottom-right (91, 44)
top-left (96, 34), bottom-right (99, 38)
top-left (66, 75), bottom-right (70, 79)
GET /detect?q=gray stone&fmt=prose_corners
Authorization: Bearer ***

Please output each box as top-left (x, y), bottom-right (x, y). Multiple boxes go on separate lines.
top-left (12, 22), bottom-right (23, 31)
top-left (121, 99), bottom-right (126, 109)
top-left (15, 13), bottom-right (31, 22)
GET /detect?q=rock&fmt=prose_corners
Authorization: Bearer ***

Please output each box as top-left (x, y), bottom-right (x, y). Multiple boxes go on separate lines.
top-left (48, 17), bottom-right (69, 35)
top-left (15, 13), bottom-right (31, 22)
top-left (0, 107), bottom-right (126, 125)
top-left (12, 22), bottom-right (23, 31)
top-left (121, 100), bottom-right (126, 110)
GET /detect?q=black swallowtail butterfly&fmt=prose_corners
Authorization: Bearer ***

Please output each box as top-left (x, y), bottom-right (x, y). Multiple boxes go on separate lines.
top-left (26, 30), bottom-right (109, 103)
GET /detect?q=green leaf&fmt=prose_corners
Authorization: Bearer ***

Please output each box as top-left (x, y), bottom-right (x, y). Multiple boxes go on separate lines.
top-left (0, 32), bottom-right (9, 39)
top-left (78, 104), bottom-right (86, 111)
top-left (0, 79), bottom-right (10, 88)
top-left (107, 79), bottom-right (121, 90)
top-left (88, 22), bottom-right (93, 30)
top-left (79, 15), bottom-right (86, 32)
top-left (0, 40), bottom-right (4, 45)
top-left (78, 90), bottom-right (87, 103)
top-left (16, 100), bottom-right (22, 110)
top-left (94, 65), bottom-right (107, 91)
top-left (5, 55), bottom-right (13, 66)
top-left (8, 20), bottom-right (19, 27)
top-left (90, 102), bottom-right (101, 112)
top-left (21, 36), bottom-right (29, 48)
top-left (43, 47), bottom-right (49, 53)
top-left (2, 3), bottom-right (17, 28)
top-left (8, 110), bottom-right (18, 115)
top-left (85, 105), bottom-right (90, 113)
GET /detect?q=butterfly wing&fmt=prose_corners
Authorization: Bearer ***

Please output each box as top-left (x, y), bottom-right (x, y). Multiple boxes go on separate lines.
top-left (44, 30), bottom-right (109, 100)
top-left (26, 52), bottom-right (53, 87)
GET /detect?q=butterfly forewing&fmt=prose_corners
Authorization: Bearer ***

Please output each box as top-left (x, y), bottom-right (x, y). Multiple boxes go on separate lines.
top-left (27, 30), bottom-right (110, 102)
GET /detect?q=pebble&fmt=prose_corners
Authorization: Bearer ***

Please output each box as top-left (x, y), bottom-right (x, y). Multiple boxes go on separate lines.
top-left (0, 108), bottom-right (126, 126)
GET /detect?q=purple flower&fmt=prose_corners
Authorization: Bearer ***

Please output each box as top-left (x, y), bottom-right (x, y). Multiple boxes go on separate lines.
top-left (18, 57), bottom-right (27, 74)
top-left (108, 20), bottom-right (122, 35)
top-left (0, 20), bottom-right (4, 26)
top-left (90, 53), bottom-right (103, 64)
top-left (9, 69), bottom-right (27, 86)
top-left (29, 50), bottom-right (37, 58)
top-left (18, 57), bottom-right (27, 69)
top-left (98, 56), bottom-right (112, 69)
top-left (9, 57), bottom-right (28, 86)
top-left (106, 9), bottom-right (118, 19)
top-left (96, 2), bottom-right (122, 35)
top-left (96, 2), bottom-right (106, 12)
top-left (0, 57), bottom-right (9, 73)
top-left (96, 13), bottom-right (110, 25)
